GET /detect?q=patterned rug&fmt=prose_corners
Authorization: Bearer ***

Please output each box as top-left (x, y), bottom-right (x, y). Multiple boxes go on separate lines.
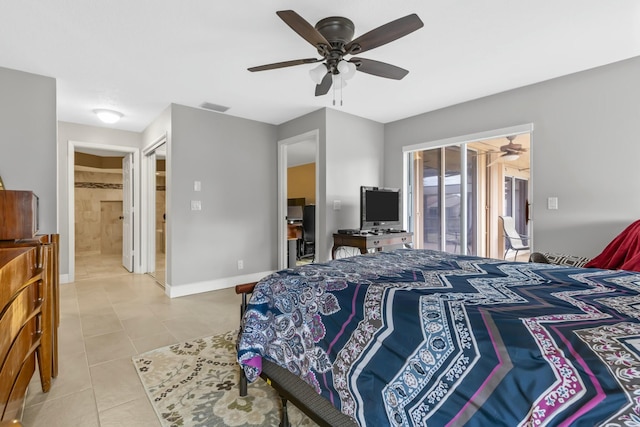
top-left (133, 330), bottom-right (317, 427)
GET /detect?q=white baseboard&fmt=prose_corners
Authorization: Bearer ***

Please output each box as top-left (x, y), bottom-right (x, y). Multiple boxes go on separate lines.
top-left (165, 270), bottom-right (275, 298)
top-left (59, 274), bottom-right (71, 284)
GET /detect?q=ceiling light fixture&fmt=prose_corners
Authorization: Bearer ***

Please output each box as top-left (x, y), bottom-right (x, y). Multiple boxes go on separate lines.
top-left (337, 60), bottom-right (356, 80)
top-left (311, 61), bottom-right (357, 107)
top-left (309, 62), bottom-right (356, 85)
top-left (93, 109), bottom-right (123, 124)
top-left (309, 64), bottom-right (327, 85)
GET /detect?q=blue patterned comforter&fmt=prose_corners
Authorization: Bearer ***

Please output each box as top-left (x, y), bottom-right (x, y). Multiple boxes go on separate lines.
top-left (237, 249), bottom-right (640, 426)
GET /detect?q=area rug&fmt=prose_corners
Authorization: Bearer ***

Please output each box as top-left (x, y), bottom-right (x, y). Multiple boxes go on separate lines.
top-left (133, 330), bottom-right (317, 427)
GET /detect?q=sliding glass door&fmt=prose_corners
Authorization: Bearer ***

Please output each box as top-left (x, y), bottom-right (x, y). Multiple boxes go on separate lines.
top-left (407, 129), bottom-right (532, 259)
top-left (414, 146), bottom-right (478, 255)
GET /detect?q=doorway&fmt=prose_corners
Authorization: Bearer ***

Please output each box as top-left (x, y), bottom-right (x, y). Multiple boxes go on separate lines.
top-left (68, 141), bottom-right (140, 282)
top-left (405, 125), bottom-right (532, 260)
top-left (277, 130), bottom-right (320, 270)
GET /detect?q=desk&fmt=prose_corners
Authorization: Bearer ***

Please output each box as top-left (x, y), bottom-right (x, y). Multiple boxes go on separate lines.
top-left (332, 232), bottom-right (413, 259)
top-left (287, 222), bottom-right (303, 265)
top-left (287, 222), bottom-right (302, 240)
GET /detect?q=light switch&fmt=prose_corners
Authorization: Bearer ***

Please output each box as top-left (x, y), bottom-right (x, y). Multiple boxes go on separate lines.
top-left (194, 181), bottom-right (201, 191)
top-left (547, 197), bottom-right (558, 210)
top-left (333, 200), bottom-right (341, 210)
top-left (191, 200), bottom-right (202, 211)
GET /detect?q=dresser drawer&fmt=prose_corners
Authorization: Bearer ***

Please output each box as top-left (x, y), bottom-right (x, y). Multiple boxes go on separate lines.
top-left (0, 248), bottom-right (38, 308)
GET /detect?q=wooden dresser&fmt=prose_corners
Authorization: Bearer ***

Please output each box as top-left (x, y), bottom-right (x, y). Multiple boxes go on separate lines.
top-left (0, 190), bottom-right (58, 422)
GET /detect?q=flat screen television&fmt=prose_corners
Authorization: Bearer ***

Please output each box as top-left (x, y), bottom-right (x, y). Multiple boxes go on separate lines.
top-left (360, 186), bottom-right (402, 231)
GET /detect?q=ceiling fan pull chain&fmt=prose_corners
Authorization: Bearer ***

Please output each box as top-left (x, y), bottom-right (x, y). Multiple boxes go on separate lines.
top-left (332, 81), bottom-right (336, 106)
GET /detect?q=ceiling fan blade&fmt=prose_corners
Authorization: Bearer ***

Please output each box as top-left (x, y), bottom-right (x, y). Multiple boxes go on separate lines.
top-left (277, 10), bottom-right (331, 53)
top-left (487, 157), bottom-right (502, 167)
top-left (501, 144), bottom-right (523, 152)
top-left (345, 13), bottom-right (424, 55)
top-left (248, 58), bottom-right (322, 72)
top-left (315, 72), bottom-right (332, 96)
top-left (350, 58), bottom-right (409, 80)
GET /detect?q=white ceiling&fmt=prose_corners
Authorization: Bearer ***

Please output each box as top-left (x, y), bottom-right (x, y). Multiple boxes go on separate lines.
top-left (1, 1), bottom-right (639, 132)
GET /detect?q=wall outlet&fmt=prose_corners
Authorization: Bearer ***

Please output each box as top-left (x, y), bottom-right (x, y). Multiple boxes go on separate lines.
top-left (237, 260), bottom-right (244, 270)
top-left (547, 197), bottom-right (558, 210)
top-left (333, 200), bottom-right (341, 210)
top-left (191, 200), bottom-right (201, 211)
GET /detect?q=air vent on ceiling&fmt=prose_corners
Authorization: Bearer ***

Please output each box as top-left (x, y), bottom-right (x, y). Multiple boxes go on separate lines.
top-left (200, 102), bottom-right (230, 113)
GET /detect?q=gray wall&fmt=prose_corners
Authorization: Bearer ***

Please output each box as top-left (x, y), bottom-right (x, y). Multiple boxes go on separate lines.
top-left (58, 121), bottom-right (143, 276)
top-left (325, 109), bottom-right (384, 260)
top-left (0, 67), bottom-right (57, 235)
top-left (169, 104), bottom-right (278, 289)
top-left (385, 56), bottom-right (640, 258)
top-left (277, 108), bottom-right (385, 261)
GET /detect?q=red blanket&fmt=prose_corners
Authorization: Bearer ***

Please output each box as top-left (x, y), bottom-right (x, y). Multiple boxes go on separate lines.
top-left (585, 220), bottom-right (640, 271)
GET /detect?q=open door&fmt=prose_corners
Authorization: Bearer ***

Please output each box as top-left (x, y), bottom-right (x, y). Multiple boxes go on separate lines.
top-left (122, 153), bottom-right (134, 272)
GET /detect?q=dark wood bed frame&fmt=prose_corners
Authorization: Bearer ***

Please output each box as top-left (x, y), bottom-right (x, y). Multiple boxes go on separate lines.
top-left (235, 282), bottom-right (358, 427)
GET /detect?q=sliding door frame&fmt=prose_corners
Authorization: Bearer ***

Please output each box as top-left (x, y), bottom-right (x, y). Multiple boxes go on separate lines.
top-left (402, 123), bottom-right (534, 255)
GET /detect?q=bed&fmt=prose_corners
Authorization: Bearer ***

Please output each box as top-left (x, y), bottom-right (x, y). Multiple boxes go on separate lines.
top-left (237, 248), bottom-right (640, 426)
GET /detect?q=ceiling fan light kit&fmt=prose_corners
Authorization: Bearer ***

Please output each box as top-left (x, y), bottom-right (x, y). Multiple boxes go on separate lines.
top-left (337, 60), bottom-right (357, 79)
top-left (309, 63), bottom-right (328, 84)
top-left (500, 153), bottom-right (520, 162)
top-left (249, 10), bottom-right (424, 100)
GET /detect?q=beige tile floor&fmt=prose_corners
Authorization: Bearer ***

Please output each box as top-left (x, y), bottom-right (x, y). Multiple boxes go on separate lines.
top-left (22, 255), bottom-right (241, 427)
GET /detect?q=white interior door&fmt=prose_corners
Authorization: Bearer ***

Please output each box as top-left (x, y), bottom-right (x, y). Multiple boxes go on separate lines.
top-left (122, 154), bottom-right (134, 272)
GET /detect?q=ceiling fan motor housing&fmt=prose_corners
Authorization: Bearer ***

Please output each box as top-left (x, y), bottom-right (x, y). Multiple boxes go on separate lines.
top-left (315, 17), bottom-right (355, 47)
top-left (314, 17), bottom-right (356, 74)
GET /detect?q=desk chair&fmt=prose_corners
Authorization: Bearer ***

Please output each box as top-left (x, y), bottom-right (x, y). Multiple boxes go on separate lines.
top-left (300, 205), bottom-right (315, 261)
top-left (500, 215), bottom-right (529, 260)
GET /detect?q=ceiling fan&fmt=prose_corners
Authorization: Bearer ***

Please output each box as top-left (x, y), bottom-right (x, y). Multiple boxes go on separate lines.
top-left (248, 10), bottom-right (424, 96)
top-left (487, 135), bottom-right (527, 166)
